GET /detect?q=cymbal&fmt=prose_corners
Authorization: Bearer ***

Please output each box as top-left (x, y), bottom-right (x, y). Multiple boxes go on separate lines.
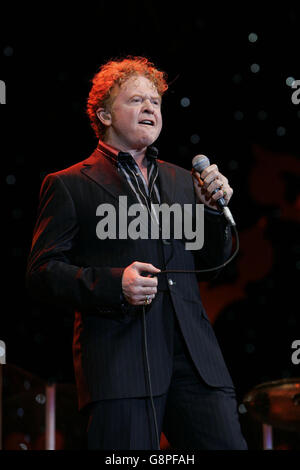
top-left (243, 378), bottom-right (300, 431)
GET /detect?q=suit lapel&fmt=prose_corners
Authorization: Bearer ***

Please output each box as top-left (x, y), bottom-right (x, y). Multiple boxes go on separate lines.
top-left (80, 149), bottom-right (137, 207)
top-left (80, 149), bottom-right (179, 207)
top-left (81, 148), bottom-right (180, 264)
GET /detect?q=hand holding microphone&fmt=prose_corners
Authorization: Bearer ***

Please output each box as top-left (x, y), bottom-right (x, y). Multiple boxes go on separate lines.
top-left (192, 155), bottom-right (236, 226)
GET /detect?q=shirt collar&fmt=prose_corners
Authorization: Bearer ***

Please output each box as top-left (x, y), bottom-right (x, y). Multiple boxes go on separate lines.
top-left (97, 140), bottom-right (158, 166)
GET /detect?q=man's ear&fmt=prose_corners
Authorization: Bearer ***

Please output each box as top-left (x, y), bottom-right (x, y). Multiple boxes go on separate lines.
top-left (96, 107), bottom-right (112, 126)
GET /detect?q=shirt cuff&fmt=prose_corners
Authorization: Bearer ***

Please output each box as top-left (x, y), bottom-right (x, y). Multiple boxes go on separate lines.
top-left (120, 292), bottom-right (131, 312)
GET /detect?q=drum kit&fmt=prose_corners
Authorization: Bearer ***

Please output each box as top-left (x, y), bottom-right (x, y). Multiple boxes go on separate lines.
top-left (243, 378), bottom-right (300, 449)
top-left (0, 364), bottom-right (87, 450)
top-left (1, 362), bottom-right (300, 449)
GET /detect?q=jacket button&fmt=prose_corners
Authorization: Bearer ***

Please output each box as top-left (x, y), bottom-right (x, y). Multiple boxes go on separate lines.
top-left (162, 239), bottom-right (171, 245)
top-left (168, 279), bottom-right (174, 286)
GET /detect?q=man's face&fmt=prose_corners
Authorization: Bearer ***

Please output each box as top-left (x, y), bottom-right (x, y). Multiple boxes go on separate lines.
top-left (102, 75), bottom-right (163, 151)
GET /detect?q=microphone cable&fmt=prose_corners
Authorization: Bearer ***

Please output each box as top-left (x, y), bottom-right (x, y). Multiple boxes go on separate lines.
top-left (159, 225), bottom-right (239, 275)
top-left (141, 224), bottom-right (239, 450)
top-left (142, 305), bottom-right (161, 450)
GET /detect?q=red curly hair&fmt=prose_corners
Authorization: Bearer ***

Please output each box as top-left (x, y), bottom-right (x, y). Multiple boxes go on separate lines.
top-left (86, 56), bottom-right (168, 139)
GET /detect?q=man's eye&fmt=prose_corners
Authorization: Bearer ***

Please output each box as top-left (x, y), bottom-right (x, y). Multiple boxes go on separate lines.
top-left (132, 97), bottom-right (141, 102)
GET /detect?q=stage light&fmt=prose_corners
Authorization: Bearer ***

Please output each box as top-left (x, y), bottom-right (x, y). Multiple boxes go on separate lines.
top-left (233, 111), bottom-right (244, 120)
top-left (286, 76), bottom-right (296, 86)
top-left (6, 174), bottom-right (16, 185)
top-left (180, 97), bottom-right (190, 107)
top-left (276, 126), bottom-right (286, 136)
top-left (238, 404), bottom-right (247, 414)
top-left (19, 443), bottom-right (28, 450)
top-left (248, 33), bottom-right (258, 43)
top-left (245, 343), bottom-right (255, 354)
top-left (24, 380), bottom-right (31, 391)
top-left (35, 393), bottom-right (46, 405)
top-left (190, 134), bottom-right (200, 144)
top-left (250, 63), bottom-right (260, 73)
top-left (3, 46), bottom-right (13, 56)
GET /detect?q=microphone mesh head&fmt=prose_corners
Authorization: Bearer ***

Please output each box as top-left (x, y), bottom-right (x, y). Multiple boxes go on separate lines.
top-left (192, 155), bottom-right (210, 173)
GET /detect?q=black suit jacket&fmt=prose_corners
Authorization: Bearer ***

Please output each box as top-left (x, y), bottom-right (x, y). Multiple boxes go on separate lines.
top-left (26, 146), bottom-right (234, 410)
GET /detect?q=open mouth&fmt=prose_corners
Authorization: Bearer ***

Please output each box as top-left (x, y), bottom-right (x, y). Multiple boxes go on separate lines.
top-left (139, 120), bottom-right (154, 126)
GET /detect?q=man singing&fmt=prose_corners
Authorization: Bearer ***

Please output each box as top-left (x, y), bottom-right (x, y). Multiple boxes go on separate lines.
top-left (26, 56), bottom-right (247, 450)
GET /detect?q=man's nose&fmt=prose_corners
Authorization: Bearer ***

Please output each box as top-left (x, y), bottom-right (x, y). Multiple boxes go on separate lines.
top-left (142, 99), bottom-right (155, 113)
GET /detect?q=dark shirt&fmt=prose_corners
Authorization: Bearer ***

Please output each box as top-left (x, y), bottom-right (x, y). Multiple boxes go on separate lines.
top-left (96, 140), bottom-right (160, 207)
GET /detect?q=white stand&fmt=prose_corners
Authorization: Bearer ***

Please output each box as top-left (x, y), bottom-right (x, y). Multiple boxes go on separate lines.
top-left (45, 383), bottom-right (56, 450)
top-left (262, 423), bottom-right (273, 450)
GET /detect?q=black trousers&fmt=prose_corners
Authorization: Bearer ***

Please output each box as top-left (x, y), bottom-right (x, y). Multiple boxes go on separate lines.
top-left (85, 298), bottom-right (247, 450)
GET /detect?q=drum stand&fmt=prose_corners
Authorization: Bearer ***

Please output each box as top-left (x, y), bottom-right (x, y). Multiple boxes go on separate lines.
top-left (45, 383), bottom-right (56, 450)
top-left (262, 424), bottom-right (273, 450)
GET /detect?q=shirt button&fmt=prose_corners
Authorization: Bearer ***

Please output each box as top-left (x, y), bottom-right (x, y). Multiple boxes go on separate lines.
top-left (168, 279), bottom-right (174, 286)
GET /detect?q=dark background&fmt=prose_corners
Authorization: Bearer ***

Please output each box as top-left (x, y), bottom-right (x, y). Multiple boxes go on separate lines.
top-left (1, 2), bottom-right (300, 449)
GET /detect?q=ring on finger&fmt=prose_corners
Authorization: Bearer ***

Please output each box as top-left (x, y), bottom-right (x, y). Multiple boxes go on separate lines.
top-left (144, 295), bottom-right (151, 305)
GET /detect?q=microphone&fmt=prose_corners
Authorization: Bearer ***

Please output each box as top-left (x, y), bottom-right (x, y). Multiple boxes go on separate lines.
top-left (192, 154), bottom-right (236, 226)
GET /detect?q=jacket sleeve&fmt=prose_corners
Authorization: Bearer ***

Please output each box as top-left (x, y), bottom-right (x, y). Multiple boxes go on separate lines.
top-left (26, 173), bottom-right (125, 313)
